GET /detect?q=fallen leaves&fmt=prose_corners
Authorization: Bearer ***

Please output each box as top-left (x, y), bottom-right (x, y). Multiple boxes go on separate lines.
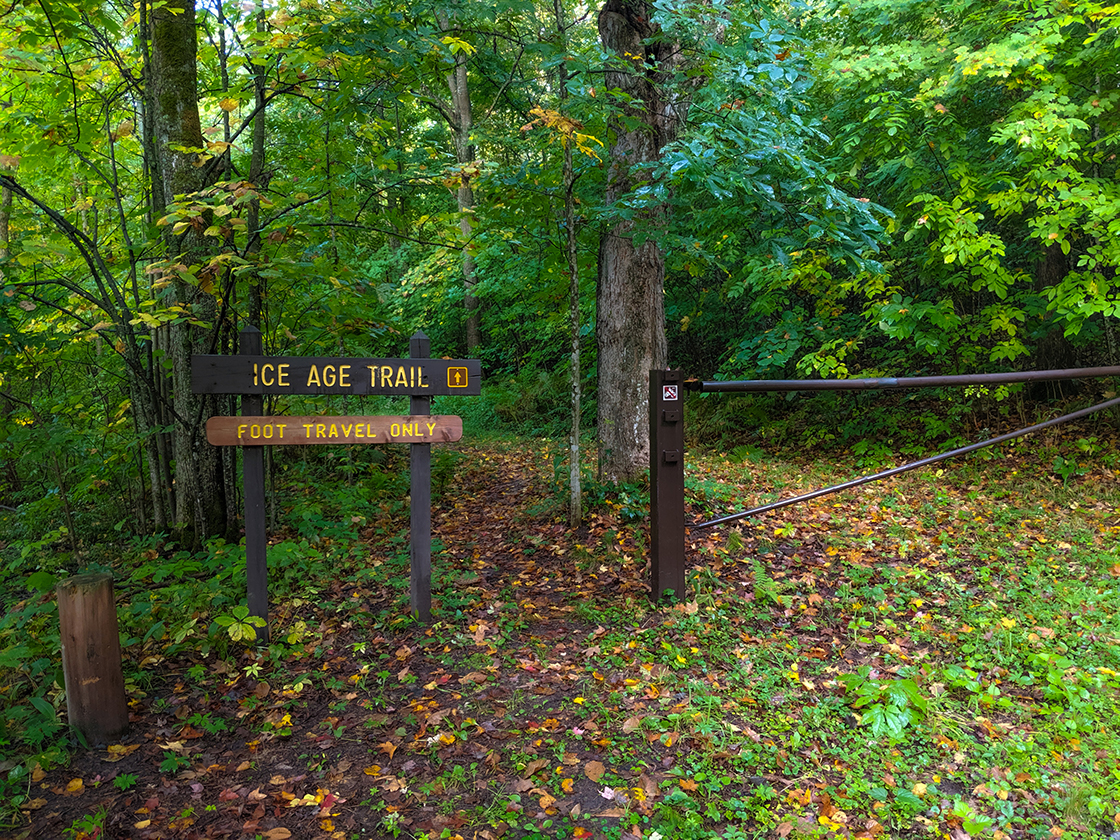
top-left (103, 744), bottom-right (142, 762)
top-left (584, 760), bottom-right (606, 782)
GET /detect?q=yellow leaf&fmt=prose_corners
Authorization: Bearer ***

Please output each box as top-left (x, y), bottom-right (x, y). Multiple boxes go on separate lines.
top-left (219, 98), bottom-right (239, 112)
top-left (134, 819), bottom-right (151, 829)
top-left (67, 778), bottom-right (84, 794)
top-left (105, 744), bottom-right (141, 762)
top-left (379, 741), bottom-right (397, 759)
top-left (320, 819), bottom-right (335, 832)
top-left (561, 778), bottom-right (574, 794)
top-left (679, 779), bottom-right (699, 791)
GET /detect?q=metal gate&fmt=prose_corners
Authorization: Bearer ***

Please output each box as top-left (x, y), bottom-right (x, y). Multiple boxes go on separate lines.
top-left (648, 366), bottom-right (1120, 600)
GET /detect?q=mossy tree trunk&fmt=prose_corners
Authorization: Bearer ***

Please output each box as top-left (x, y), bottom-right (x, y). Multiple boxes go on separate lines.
top-left (150, 0), bottom-right (227, 542)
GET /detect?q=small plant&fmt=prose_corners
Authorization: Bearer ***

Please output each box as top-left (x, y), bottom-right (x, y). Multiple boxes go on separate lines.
top-left (63, 806), bottom-right (107, 839)
top-left (159, 751), bottom-right (192, 774)
top-left (951, 798), bottom-right (994, 835)
top-left (113, 772), bottom-right (138, 791)
top-left (838, 666), bottom-right (928, 741)
top-left (750, 558), bottom-right (792, 608)
top-left (1052, 454), bottom-right (1088, 485)
top-left (186, 711), bottom-right (228, 735)
top-left (214, 605), bottom-right (267, 642)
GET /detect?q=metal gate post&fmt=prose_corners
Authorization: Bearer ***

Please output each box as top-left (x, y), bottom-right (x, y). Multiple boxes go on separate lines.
top-left (649, 369), bottom-right (686, 600)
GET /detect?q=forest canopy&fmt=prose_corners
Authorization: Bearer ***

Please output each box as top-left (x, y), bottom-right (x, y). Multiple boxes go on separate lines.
top-left (1, 0), bottom-right (1119, 541)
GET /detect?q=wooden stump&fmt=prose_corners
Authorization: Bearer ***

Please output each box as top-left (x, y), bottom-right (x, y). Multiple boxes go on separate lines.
top-left (57, 572), bottom-right (128, 745)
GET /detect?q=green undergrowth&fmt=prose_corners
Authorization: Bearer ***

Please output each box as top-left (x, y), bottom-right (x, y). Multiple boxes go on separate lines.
top-left (0, 449), bottom-right (417, 822)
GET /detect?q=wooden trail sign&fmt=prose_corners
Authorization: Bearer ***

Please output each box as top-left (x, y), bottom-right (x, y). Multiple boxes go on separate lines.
top-left (191, 354), bottom-right (480, 396)
top-left (206, 415), bottom-right (462, 446)
top-left (192, 327), bottom-right (477, 635)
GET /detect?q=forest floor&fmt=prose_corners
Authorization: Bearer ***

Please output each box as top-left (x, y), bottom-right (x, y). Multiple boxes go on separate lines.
top-left (13, 424), bottom-right (1120, 840)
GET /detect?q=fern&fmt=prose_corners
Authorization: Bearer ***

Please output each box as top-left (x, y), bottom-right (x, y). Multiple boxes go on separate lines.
top-left (751, 558), bottom-right (792, 608)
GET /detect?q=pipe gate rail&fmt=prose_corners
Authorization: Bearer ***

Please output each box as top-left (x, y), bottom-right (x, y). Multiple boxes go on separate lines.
top-left (648, 365), bottom-right (1120, 600)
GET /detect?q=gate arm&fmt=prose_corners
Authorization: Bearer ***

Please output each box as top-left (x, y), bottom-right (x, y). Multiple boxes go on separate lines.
top-left (696, 395), bottom-right (1120, 530)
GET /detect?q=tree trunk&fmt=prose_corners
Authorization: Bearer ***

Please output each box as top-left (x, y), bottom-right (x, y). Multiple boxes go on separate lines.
top-left (554, 0), bottom-right (583, 527)
top-left (150, 0), bottom-right (226, 542)
top-left (595, 0), bottom-right (682, 483)
top-left (246, 0), bottom-right (268, 328)
top-left (440, 13), bottom-right (481, 353)
top-left (0, 159), bottom-right (12, 263)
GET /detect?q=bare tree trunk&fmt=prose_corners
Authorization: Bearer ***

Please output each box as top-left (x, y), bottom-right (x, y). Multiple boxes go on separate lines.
top-left (440, 13), bottom-right (481, 353)
top-left (553, 0), bottom-right (583, 527)
top-left (595, 0), bottom-right (682, 483)
top-left (246, 0), bottom-right (267, 328)
top-left (1, 159), bottom-right (13, 264)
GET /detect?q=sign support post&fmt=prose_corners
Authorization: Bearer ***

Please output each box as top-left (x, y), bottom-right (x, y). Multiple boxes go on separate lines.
top-left (241, 326), bottom-right (269, 642)
top-left (649, 369), bottom-right (685, 600)
top-left (409, 332), bottom-right (432, 622)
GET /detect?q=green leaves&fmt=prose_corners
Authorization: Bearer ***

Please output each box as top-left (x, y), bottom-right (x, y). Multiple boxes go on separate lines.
top-left (839, 666), bottom-right (929, 741)
top-left (214, 605), bottom-right (266, 643)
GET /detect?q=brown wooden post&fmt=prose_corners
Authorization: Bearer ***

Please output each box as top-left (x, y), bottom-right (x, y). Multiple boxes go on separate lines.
top-left (241, 325), bottom-right (268, 642)
top-left (57, 573), bottom-right (129, 745)
top-left (410, 331), bottom-right (432, 622)
top-left (649, 369), bottom-right (686, 600)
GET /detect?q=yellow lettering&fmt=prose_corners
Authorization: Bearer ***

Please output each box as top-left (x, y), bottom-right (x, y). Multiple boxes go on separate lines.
top-left (263, 424), bottom-right (274, 439)
top-left (306, 365), bottom-right (321, 387)
top-left (419, 366), bottom-right (430, 388)
top-left (253, 363), bottom-right (259, 386)
top-left (278, 364), bottom-right (290, 387)
top-left (355, 424), bottom-right (364, 438)
top-left (367, 365), bottom-right (377, 387)
top-left (276, 424), bottom-right (286, 439)
top-left (390, 423), bottom-right (401, 437)
top-left (395, 366), bottom-right (408, 387)
top-left (303, 424), bottom-right (313, 437)
top-left (238, 424), bottom-right (247, 439)
top-left (316, 423), bottom-right (326, 438)
top-left (339, 365), bottom-right (351, 387)
top-left (323, 365), bottom-right (337, 387)
top-left (250, 424), bottom-right (262, 440)
top-left (367, 425), bottom-right (377, 439)
top-left (342, 423), bottom-right (354, 437)
top-left (410, 366), bottom-right (415, 388)
top-left (381, 365), bottom-right (393, 386)
top-left (261, 363), bottom-right (275, 386)
top-left (329, 423), bottom-right (339, 438)
top-left (427, 422), bottom-right (436, 436)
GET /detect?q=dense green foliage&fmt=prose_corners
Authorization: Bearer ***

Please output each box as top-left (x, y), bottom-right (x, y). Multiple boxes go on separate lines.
top-left (4, 0), bottom-right (1117, 538)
